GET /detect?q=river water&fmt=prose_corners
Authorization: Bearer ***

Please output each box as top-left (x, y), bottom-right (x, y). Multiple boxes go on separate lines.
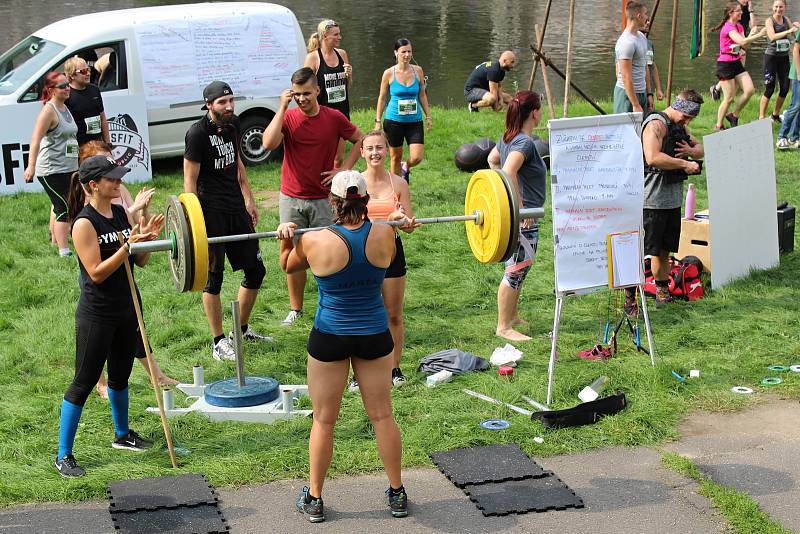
top-left (1, 0), bottom-right (794, 109)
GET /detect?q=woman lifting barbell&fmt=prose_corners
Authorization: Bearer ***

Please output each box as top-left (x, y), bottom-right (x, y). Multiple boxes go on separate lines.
top-left (54, 155), bottom-right (164, 477)
top-left (277, 170), bottom-right (408, 523)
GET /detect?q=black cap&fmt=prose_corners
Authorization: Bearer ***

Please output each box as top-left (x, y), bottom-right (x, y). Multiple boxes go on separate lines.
top-left (201, 81), bottom-right (233, 110)
top-left (79, 155), bottom-right (130, 184)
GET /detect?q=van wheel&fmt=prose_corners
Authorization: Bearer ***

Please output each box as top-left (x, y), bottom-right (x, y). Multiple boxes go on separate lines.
top-left (239, 114), bottom-right (282, 166)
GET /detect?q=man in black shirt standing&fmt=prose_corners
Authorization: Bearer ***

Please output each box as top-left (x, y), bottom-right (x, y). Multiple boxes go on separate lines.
top-left (184, 81), bottom-right (272, 361)
top-left (65, 56), bottom-right (109, 145)
top-left (464, 51), bottom-right (517, 112)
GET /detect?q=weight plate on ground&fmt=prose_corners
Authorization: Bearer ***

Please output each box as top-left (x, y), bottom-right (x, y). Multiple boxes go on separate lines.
top-left (205, 376), bottom-right (280, 408)
top-left (179, 193), bottom-right (209, 292)
top-left (166, 195), bottom-right (193, 292)
top-left (761, 377), bottom-right (782, 386)
top-left (730, 386), bottom-right (753, 394)
top-left (790, 365), bottom-right (800, 373)
top-left (767, 365), bottom-right (788, 372)
top-left (480, 418), bottom-right (511, 430)
top-left (496, 169), bottom-right (520, 262)
top-left (465, 169), bottom-right (512, 263)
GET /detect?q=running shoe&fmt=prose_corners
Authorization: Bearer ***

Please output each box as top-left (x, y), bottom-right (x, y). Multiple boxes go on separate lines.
top-left (710, 84), bottom-right (721, 101)
top-left (577, 344), bottom-right (612, 361)
top-left (55, 454), bottom-right (85, 477)
top-left (713, 124), bottom-right (726, 131)
top-left (725, 113), bottom-right (739, 128)
top-left (281, 309), bottom-right (302, 327)
top-left (391, 368), bottom-right (407, 387)
top-left (296, 486), bottom-right (325, 523)
top-left (790, 139), bottom-right (800, 149)
top-left (112, 429), bottom-right (153, 452)
top-left (348, 378), bottom-right (360, 393)
top-left (230, 327), bottom-right (274, 344)
top-left (401, 162), bottom-right (411, 182)
top-left (771, 113), bottom-right (782, 124)
top-left (467, 102), bottom-right (479, 113)
top-left (386, 486), bottom-right (409, 518)
top-left (777, 138), bottom-right (792, 150)
top-left (59, 249), bottom-right (74, 257)
top-left (212, 337), bottom-right (236, 361)
top-left (655, 286), bottom-right (675, 307)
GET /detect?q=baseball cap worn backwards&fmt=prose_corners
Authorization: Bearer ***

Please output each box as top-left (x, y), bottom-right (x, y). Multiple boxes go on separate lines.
top-left (79, 155), bottom-right (130, 184)
top-left (330, 170), bottom-right (368, 199)
top-left (201, 81), bottom-right (233, 110)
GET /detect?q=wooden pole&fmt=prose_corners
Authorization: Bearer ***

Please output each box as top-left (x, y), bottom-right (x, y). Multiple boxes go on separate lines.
top-left (527, 0), bottom-right (553, 90)
top-left (622, 0), bottom-right (629, 33)
top-left (536, 25), bottom-right (556, 120)
top-left (646, 0), bottom-right (663, 35)
top-left (563, 0), bottom-right (576, 117)
top-left (666, 0), bottom-right (679, 102)
top-left (119, 233), bottom-right (178, 469)
top-left (530, 43), bottom-right (607, 114)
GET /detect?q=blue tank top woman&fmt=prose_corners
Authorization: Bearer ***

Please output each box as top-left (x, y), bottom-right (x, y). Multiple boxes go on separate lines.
top-left (383, 67), bottom-right (423, 123)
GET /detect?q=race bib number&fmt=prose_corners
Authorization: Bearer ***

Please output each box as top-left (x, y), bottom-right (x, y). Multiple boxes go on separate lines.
top-left (66, 139), bottom-right (79, 159)
top-left (729, 44), bottom-right (742, 55)
top-left (326, 84), bottom-right (346, 104)
top-left (398, 99), bottom-right (417, 115)
top-left (775, 39), bottom-right (791, 53)
top-left (85, 115), bottom-right (102, 135)
top-left (646, 49), bottom-right (654, 65)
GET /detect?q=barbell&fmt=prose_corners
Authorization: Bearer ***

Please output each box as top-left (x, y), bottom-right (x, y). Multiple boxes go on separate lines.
top-left (129, 169), bottom-right (545, 292)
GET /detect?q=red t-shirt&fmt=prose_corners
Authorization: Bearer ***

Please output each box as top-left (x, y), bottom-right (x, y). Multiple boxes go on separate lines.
top-left (280, 106), bottom-right (357, 199)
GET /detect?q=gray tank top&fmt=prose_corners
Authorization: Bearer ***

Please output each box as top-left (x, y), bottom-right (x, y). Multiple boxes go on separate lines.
top-left (766, 16), bottom-right (792, 56)
top-left (35, 102), bottom-right (79, 176)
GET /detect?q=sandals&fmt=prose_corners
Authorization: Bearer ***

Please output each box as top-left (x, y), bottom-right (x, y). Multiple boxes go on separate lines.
top-left (577, 344), bottom-right (613, 361)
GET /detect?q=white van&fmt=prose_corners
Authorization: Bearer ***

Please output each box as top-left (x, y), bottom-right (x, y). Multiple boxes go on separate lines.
top-left (0, 2), bottom-right (304, 194)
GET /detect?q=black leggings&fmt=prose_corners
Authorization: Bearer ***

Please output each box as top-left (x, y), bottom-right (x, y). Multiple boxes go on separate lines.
top-left (64, 314), bottom-right (138, 406)
top-left (763, 54), bottom-right (790, 98)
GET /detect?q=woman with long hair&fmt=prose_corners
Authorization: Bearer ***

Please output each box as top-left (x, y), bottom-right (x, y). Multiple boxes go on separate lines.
top-left (304, 19), bottom-right (352, 166)
top-left (710, 1), bottom-right (766, 130)
top-left (487, 91), bottom-right (547, 341)
top-left (758, 0), bottom-right (800, 121)
top-left (375, 38), bottom-right (432, 182)
top-left (278, 171), bottom-right (407, 523)
top-left (24, 72), bottom-right (79, 257)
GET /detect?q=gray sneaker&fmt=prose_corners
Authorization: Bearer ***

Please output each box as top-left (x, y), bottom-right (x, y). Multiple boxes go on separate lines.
top-left (213, 337), bottom-right (236, 361)
top-left (230, 327), bottom-right (274, 344)
top-left (296, 486), bottom-right (325, 523)
top-left (281, 310), bottom-right (302, 327)
top-left (55, 454), bottom-right (85, 477)
top-left (386, 486), bottom-right (409, 518)
top-left (777, 138), bottom-right (791, 150)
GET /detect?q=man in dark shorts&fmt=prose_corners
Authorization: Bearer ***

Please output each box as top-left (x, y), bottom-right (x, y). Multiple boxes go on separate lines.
top-left (464, 50), bottom-right (516, 112)
top-left (639, 89), bottom-right (705, 306)
top-left (184, 81), bottom-right (272, 361)
top-left (262, 67), bottom-right (363, 327)
top-left (64, 56), bottom-right (109, 145)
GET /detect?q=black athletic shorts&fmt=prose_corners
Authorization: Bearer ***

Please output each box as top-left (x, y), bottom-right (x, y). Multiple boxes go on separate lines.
top-left (307, 327), bottom-right (394, 362)
top-left (643, 207), bottom-right (681, 256)
top-left (383, 118), bottom-right (424, 148)
top-left (716, 60), bottom-right (746, 81)
top-left (203, 209), bottom-right (262, 272)
top-left (38, 172), bottom-right (73, 222)
top-left (385, 233), bottom-right (407, 279)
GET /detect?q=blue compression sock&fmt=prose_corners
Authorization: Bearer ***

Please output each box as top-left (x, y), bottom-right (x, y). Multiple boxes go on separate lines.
top-left (57, 399), bottom-right (83, 458)
top-left (107, 387), bottom-right (129, 438)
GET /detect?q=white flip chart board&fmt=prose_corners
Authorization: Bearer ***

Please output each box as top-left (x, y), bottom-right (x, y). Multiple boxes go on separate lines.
top-left (548, 113), bottom-right (644, 293)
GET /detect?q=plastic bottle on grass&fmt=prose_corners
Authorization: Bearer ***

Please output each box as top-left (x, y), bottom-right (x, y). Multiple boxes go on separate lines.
top-left (685, 183), bottom-right (696, 220)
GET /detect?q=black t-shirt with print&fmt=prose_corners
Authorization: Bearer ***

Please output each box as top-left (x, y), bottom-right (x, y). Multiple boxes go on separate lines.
top-left (184, 114), bottom-right (245, 214)
top-left (464, 59), bottom-right (506, 93)
top-left (65, 84), bottom-right (105, 144)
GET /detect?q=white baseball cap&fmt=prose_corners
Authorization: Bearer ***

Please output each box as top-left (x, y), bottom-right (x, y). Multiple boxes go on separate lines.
top-left (330, 170), bottom-right (368, 199)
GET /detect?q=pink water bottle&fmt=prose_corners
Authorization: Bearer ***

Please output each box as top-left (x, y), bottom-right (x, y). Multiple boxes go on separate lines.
top-left (685, 183), bottom-right (696, 220)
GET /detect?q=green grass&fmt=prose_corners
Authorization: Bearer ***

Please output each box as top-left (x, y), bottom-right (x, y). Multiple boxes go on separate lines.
top-left (0, 100), bottom-right (798, 506)
top-left (662, 452), bottom-right (792, 534)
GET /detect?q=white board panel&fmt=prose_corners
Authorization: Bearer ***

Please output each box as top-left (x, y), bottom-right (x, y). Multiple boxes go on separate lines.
top-left (704, 119), bottom-right (779, 288)
top-left (548, 113), bottom-right (644, 293)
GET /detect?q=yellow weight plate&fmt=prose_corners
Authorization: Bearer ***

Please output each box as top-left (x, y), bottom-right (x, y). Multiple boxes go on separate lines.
top-left (464, 169), bottom-right (512, 263)
top-left (495, 169), bottom-right (520, 262)
top-left (179, 193), bottom-right (208, 292)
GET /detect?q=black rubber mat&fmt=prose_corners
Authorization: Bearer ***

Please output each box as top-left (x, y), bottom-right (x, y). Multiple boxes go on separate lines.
top-left (463, 472), bottom-right (584, 516)
top-left (108, 474), bottom-right (218, 512)
top-left (110, 503), bottom-right (228, 533)
top-left (430, 444), bottom-right (546, 487)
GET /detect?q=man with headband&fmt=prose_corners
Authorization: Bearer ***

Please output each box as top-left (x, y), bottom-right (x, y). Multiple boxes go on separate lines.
top-left (637, 89), bottom-right (705, 308)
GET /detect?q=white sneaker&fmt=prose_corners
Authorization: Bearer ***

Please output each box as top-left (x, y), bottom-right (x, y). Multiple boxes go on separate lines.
top-left (230, 327), bottom-right (274, 344)
top-left (281, 310), bottom-right (302, 327)
top-left (776, 138), bottom-right (791, 150)
top-left (348, 379), bottom-right (360, 394)
top-left (791, 140), bottom-right (800, 149)
top-left (212, 337), bottom-right (236, 361)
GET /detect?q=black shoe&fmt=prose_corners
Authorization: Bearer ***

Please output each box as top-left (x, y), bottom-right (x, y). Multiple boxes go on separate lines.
top-left (725, 113), bottom-right (739, 128)
top-left (710, 84), bottom-right (721, 101)
top-left (386, 486), bottom-right (408, 517)
top-left (391, 368), bottom-right (407, 387)
top-left (296, 486), bottom-right (325, 523)
top-left (112, 429), bottom-right (153, 452)
top-left (55, 454), bottom-right (85, 477)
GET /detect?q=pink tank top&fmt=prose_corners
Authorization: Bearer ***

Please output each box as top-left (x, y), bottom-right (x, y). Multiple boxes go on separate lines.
top-left (366, 174), bottom-right (401, 221)
top-left (718, 21), bottom-right (744, 62)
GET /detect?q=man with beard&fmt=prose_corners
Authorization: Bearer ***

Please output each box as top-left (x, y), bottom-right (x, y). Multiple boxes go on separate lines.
top-left (184, 81), bottom-right (272, 361)
top-left (263, 67), bottom-right (363, 327)
top-left (464, 50), bottom-right (517, 112)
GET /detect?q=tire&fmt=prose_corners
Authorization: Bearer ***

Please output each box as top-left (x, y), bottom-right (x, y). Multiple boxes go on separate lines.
top-left (239, 113), bottom-right (283, 166)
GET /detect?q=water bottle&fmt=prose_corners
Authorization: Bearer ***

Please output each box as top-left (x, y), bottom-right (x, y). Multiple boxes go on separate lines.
top-left (685, 183), bottom-right (696, 220)
top-left (578, 376), bottom-right (609, 403)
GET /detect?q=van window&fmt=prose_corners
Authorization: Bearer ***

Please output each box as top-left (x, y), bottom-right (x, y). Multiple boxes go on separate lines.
top-left (0, 36), bottom-right (65, 98)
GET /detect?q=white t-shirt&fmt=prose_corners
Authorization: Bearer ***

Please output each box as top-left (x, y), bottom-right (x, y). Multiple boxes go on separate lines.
top-left (615, 30), bottom-right (649, 92)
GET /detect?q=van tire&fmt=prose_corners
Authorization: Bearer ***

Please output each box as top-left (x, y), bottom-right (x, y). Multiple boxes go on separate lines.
top-left (239, 113), bottom-right (282, 166)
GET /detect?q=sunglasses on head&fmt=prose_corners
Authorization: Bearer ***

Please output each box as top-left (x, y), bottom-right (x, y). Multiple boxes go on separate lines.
top-left (323, 19), bottom-right (337, 29)
top-left (55, 82), bottom-right (69, 89)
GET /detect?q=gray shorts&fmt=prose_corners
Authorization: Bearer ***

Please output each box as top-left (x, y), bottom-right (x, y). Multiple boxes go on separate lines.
top-left (465, 87), bottom-right (489, 103)
top-left (279, 193), bottom-right (334, 229)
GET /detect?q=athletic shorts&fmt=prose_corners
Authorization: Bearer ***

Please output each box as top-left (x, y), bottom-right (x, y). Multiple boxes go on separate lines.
top-left (279, 193), bottom-right (334, 229)
top-left (38, 172), bottom-right (73, 222)
top-left (612, 86), bottom-right (647, 113)
top-left (716, 60), bottom-right (746, 81)
top-left (643, 208), bottom-right (681, 256)
top-left (464, 87), bottom-right (489, 103)
top-left (203, 209), bottom-right (262, 273)
top-left (385, 233), bottom-right (407, 279)
top-left (383, 119), bottom-right (424, 148)
top-left (503, 225), bottom-right (538, 290)
top-left (307, 327), bottom-right (394, 362)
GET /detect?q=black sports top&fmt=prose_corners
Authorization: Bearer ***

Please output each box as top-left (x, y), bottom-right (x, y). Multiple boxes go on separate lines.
top-left (316, 48), bottom-right (350, 118)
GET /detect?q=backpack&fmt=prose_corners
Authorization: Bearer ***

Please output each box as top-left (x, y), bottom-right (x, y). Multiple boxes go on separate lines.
top-left (643, 255), bottom-right (705, 301)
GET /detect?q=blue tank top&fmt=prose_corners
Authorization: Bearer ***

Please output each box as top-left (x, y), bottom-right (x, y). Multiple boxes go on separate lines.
top-left (313, 222), bottom-right (388, 335)
top-left (383, 66), bottom-right (423, 123)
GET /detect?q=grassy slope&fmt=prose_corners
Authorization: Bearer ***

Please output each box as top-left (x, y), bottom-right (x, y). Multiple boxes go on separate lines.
top-left (0, 100), bottom-right (797, 506)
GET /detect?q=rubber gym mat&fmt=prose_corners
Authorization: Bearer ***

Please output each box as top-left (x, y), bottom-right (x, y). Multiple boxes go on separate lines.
top-left (108, 474), bottom-right (218, 512)
top-left (110, 503), bottom-right (229, 533)
top-left (463, 472), bottom-right (584, 516)
top-left (430, 444), bottom-right (546, 487)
